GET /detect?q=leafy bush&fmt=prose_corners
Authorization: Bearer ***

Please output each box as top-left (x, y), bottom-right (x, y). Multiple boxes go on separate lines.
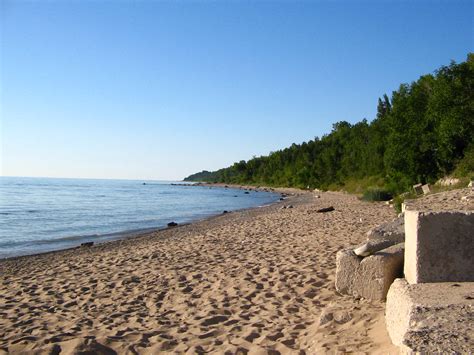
top-left (453, 144), bottom-right (474, 177)
top-left (342, 176), bottom-right (387, 194)
top-left (362, 187), bottom-right (393, 201)
top-left (392, 192), bottom-right (417, 213)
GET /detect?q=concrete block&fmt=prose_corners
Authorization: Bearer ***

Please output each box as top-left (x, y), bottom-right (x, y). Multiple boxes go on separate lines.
top-left (421, 184), bottom-right (430, 194)
top-left (335, 243), bottom-right (404, 301)
top-left (404, 210), bottom-right (474, 284)
top-left (412, 183), bottom-right (423, 195)
top-left (401, 202), bottom-right (406, 212)
top-left (386, 278), bottom-right (474, 353)
top-left (335, 249), bottom-right (360, 296)
top-left (367, 216), bottom-right (404, 244)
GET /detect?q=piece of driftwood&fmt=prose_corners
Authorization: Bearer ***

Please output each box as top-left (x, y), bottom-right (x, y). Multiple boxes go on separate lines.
top-left (316, 206), bottom-right (335, 213)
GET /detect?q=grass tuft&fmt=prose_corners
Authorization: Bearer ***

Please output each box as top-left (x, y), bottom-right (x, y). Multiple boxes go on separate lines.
top-left (362, 187), bottom-right (393, 202)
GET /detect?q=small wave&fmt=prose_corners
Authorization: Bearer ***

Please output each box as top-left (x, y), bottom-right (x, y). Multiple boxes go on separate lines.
top-left (0, 226), bottom-right (164, 250)
top-left (0, 209), bottom-right (41, 215)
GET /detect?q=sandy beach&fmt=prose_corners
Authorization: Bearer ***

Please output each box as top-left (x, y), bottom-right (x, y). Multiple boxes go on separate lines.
top-left (1, 188), bottom-right (406, 354)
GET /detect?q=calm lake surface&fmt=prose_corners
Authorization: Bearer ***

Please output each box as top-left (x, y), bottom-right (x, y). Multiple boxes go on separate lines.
top-left (0, 177), bottom-right (279, 258)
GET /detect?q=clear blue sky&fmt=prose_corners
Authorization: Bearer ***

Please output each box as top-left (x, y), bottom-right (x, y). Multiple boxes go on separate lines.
top-left (1, 0), bottom-right (472, 180)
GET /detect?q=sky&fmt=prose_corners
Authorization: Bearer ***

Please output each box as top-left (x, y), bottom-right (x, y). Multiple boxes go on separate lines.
top-left (1, 0), bottom-right (472, 180)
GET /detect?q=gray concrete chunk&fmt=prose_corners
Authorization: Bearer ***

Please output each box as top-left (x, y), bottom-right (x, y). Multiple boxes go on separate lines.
top-left (404, 210), bottom-right (474, 284)
top-left (421, 184), bottom-right (430, 194)
top-left (367, 216), bottom-right (405, 244)
top-left (335, 243), bottom-right (404, 301)
top-left (386, 278), bottom-right (474, 353)
top-left (413, 183), bottom-right (423, 195)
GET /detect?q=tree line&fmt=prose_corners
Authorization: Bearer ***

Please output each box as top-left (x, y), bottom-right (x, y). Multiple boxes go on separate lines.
top-left (185, 54), bottom-right (474, 194)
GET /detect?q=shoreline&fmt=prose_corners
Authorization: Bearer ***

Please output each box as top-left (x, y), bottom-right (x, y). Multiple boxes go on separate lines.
top-left (0, 184), bottom-right (298, 268)
top-left (0, 188), bottom-right (399, 353)
top-left (0, 188), bottom-right (300, 268)
top-left (0, 184), bottom-right (287, 262)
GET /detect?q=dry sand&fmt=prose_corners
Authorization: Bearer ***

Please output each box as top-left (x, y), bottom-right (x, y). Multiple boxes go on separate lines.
top-left (0, 188), bottom-right (401, 354)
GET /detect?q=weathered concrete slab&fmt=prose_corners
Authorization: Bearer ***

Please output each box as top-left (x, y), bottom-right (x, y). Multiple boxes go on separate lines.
top-left (412, 183), bottom-right (423, 195)
top-left (367, 216), bottom-right (404, 244)
top-left (335, 243), bottom-right (404, 301)
top-left (404, 210), bottom-right (474, 284)
top-left (386, 278), bottom-right (474, 353)
top-left (421, 184), bottom-right (430, 194)
top-left (335, 249), bottom-right (360, 295)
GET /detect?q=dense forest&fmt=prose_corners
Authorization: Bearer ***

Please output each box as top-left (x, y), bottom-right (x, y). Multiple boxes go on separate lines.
top-left (185, 54), bottom-right (474, 195)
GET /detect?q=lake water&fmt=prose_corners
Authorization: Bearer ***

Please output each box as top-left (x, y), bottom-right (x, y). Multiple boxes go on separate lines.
top-left (0, 177), bottom-right (279, 258)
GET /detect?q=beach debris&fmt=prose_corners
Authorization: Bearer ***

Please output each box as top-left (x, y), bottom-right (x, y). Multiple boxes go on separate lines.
top-left (468, 180), bottom-right (473, 187)
top-left (336, 218), bottom-right (405, 301)
top-left (353, 239), bottom-right (396, 257)
top-left (385, 210), bottom-right (474, 352)
top-left (279, 197), bottom-right (285, 201)
top-left (81, 242), bottom-right (94, 247)
top-left (421, 184), bottom-right (430, 194)
top-left (281, 205), bottom-right (293, 209)
top-left (316, 206), bottom-right (335, 213)
top-left (318, 308), bottom-right (334, 326)
top-left (386, 279), bottom-right (474, 353)
top-left (167, 222), bottom-right (178, 227)
top-left (314, 194), bottom-right (320, 198)
top-left (367, 216), bottom-right (405, 244)
top-left (413, 183), bottom-right (423, 195)
top-left (318, 303), bottom-right (353, 326)
top-left (223, 210), bottom-right (229, 214)
top-left (404, 210), bottom-right (474, 284)
top-left (336, 243), bottom-right (404, 301)
top-left (353, 244), bottom-right (371, 257)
